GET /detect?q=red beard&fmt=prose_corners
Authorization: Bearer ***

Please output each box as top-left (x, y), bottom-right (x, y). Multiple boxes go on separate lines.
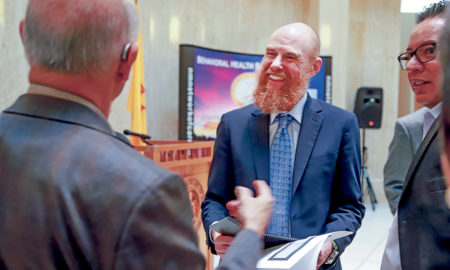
top-left (253, 71), bottom-right (309, 113)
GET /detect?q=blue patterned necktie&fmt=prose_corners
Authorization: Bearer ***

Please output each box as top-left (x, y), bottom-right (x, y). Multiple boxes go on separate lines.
top-left (268, 113), bottom-right (293, 236)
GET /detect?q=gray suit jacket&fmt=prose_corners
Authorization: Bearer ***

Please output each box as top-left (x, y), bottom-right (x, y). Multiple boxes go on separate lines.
top-left (0, 93), bottom-right (261, 270)
top-left (397, 115), bottom-right (450, 269)
top-left (383, 108), bottom-right (425, 214)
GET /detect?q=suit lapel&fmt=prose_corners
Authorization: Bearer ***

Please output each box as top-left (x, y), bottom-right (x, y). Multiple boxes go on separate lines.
top-left (403, 114), bottom-right (441, 190)
top-left (249, 110), bottom-right (270, 182)
top-left (292, 97), bottom-right (324, 195)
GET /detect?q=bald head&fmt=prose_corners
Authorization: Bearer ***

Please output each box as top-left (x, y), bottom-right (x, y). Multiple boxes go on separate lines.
top-left (22, 0), bottom-right (139, 75)
top-left (270, 23), bottom-right (321, 61)
top-left (253, 22), bottom-right (322, 113)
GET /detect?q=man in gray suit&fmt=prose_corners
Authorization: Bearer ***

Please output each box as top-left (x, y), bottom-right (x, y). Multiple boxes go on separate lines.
top-left (0, 0), bottom-right (273, 269)
top-left (381, 1), bottom-right (450, 269)
top-left (383, 108), bottom-right (426, 214)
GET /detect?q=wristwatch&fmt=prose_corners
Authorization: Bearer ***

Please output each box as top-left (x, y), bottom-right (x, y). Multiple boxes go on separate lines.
top-left (324, 241), bottom-right (340, 265)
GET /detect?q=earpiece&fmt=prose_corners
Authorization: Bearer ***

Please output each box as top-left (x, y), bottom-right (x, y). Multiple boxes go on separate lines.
top-left (121, 43), bottom-right (132, 61)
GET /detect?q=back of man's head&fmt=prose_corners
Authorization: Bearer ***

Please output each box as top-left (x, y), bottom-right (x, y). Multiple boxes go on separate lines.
top-left (416, 0), bottom-right (449, 23)
top-left (22, 0), bottom-right (138, 75)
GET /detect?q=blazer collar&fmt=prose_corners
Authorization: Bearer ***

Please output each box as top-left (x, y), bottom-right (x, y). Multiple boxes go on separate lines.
top-left (291, 96), bottom-right (324, 194)
top-left (249, 107), bottom-right (270, 182)
top-left (403, 114), bottom-right (441, 190)
top-left (3, 94), bottom-right (114, 137)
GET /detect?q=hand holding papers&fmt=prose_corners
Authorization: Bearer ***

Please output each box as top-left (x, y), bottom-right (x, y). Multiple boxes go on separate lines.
top-left (257, 231), bottom-right (352, 270)
top-left (211, 216), bottom-right (352, 270)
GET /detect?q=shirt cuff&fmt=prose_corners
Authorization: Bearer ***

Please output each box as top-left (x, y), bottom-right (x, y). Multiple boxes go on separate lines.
top-left (209, 221), bottom-right (220, 244)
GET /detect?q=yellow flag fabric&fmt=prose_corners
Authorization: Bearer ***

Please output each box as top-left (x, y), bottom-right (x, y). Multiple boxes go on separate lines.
top-left (126, 4), bottom-right (147, 147)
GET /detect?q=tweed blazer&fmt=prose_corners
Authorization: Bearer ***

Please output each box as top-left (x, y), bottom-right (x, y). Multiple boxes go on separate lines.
top-left (0, 93), bottom-right (262, 270)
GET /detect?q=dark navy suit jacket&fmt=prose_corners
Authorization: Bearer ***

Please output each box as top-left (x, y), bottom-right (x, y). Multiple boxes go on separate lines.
top-left (202, 95), bottom-right (365, 269)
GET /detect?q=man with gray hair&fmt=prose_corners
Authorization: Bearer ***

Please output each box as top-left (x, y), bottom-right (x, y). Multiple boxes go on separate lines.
top-left (0, 0), bottom-right (273, 269)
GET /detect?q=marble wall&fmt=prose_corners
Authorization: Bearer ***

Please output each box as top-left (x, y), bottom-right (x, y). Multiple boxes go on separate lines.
top-left (0, 0), bottom-right (403, 181)
top-left (348, 0), bottom-right (402, 181)
top-left (0, 0), bottom-right (29, 109)
top-left (318, 0), bottom-right (402, 182)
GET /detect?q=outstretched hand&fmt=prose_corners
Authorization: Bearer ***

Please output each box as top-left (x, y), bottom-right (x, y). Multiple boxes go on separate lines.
top-left (226, 180), bottom-right (274, 237)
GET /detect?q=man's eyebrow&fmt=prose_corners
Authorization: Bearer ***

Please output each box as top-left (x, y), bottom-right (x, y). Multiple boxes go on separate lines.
top-left (406, 41), bottom-right (437, 51)
top-left (286, 52), bottom-right (299, 56)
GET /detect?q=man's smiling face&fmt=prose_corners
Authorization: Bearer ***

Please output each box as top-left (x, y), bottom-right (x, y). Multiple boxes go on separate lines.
top-left (406, 16), bottom-right (444, 108)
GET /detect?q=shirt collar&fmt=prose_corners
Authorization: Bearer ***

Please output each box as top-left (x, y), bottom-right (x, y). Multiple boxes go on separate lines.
top-left (27, 84), bottom-right (106, 120)
top-left (426, 102), bottom-right (442, 119)
top-left (270, 93), bottom-right (307, 125)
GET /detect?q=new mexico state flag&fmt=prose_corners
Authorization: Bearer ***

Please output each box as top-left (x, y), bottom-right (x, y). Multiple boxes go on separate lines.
top-left (126, 4), bottom-right (147, 147)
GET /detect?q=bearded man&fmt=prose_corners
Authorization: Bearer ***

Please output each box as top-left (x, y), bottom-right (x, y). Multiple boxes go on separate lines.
top-left (201, 22), bottom-right (365, 270)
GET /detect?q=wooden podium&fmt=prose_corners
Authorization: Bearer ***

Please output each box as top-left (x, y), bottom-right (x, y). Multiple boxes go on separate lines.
top-left (135, 140), bottom-right (214, 270)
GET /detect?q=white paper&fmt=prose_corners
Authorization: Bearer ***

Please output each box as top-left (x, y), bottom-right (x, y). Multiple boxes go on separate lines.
top-left (256, 231), bottom-right (352, 270)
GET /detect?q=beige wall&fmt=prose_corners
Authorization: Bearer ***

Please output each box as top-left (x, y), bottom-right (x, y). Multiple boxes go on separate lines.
top-left (0, 0), bottom-right (29, 109)
top-left (350, 0), bottom-right (401, 180)
top-left (319, 0), bottom-right (401, 181)
top-left (0, 0), bottom-right (403, 181)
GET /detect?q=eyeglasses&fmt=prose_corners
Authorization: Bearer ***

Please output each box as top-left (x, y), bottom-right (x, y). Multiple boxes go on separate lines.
top-left (397, 42), bottom-right (439, 70)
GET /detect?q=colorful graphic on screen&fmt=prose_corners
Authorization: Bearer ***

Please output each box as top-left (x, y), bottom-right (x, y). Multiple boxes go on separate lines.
top-left (193, 48), bottom-right (262, 140)
top-left (192, 47), bottom-right (328, 140)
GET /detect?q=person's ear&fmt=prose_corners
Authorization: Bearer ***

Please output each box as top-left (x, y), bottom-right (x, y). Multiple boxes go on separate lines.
top-left (117, 42), bottom-right (139, 81)
top-left (309, 57), bottom-right (322, 77)
top-left (19, 19), bottom-right (25, 44)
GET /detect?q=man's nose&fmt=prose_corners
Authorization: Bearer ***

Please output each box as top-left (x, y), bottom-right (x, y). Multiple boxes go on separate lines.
top-left (270, 55), bottom-right (283, 70)
top-left (406, 54), bottom-right (423, 72)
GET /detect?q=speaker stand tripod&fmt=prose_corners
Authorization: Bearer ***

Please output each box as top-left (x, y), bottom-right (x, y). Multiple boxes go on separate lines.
top-left (361, 128), bottom-right (377, 211)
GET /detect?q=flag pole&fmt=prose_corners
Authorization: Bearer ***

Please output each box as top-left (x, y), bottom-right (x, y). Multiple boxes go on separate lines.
top-left (126, 0), bottom-right (147, 147)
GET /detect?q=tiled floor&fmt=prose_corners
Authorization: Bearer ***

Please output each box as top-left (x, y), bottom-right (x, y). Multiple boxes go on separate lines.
top-left (340, 201), bottom-right (393, 270)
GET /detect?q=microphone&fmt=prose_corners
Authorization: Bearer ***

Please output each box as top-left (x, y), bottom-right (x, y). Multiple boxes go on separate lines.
top-left (123, 129), bottom-right (152, 145)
